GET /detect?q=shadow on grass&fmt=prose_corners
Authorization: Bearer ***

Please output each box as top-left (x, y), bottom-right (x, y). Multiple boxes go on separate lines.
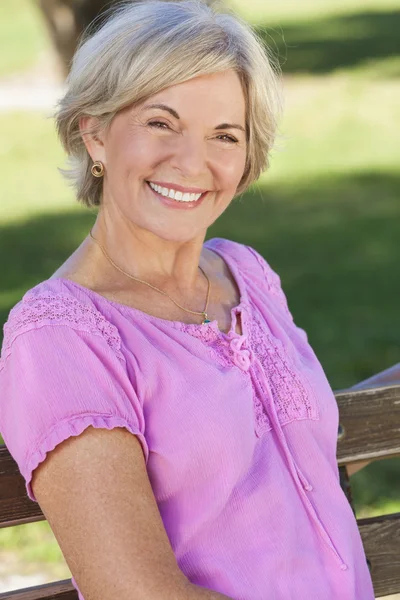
top-left (256, 10), bottom-right (400, 75)
top-left (0, 169), bottom-right (399, 510)
top-left (212, 170), bottom-right (400, 388)
top-left (1, 170), bottom-right (399, 386)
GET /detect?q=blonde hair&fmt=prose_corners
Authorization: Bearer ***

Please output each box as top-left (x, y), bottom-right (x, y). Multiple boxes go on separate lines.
top-left (55, 0), bottom-right (282, 207)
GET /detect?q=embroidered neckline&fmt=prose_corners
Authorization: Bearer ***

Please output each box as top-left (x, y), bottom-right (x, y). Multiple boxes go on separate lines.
top-left (49, 237), bottom-right (249, 339)
top-left (0, 240), bottom-right (320, 446)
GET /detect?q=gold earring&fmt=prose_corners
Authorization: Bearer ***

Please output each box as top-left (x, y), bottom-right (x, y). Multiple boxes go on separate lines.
top-left (91, 161), bottom-right (104, 178)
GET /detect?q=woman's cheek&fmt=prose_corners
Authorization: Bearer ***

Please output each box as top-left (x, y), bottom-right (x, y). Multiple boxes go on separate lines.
top-left (218, 153), bottom-right (246, 188)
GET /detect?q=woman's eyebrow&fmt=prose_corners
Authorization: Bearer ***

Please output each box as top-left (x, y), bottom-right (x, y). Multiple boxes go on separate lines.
top-left (143, 103), bottom-right (246, 133)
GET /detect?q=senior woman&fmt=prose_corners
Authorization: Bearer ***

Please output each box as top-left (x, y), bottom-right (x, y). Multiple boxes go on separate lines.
top-left (0, 1), bottom-right (380, 599)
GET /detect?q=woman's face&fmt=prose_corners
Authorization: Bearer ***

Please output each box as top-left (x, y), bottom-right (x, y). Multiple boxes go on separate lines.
top-left (90, 69), bottom-right (247, 243)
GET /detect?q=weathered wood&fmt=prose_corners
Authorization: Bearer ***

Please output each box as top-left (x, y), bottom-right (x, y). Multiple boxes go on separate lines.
top-left (339, 465), bottom-right (356, 516)
top-left (1, 515), bottom-right (398, 599)
top-left (336, 384), bottom-right (400, 464)
top-left (2, 386), bottom-right (399, 527)
top-left (0, 579), bottom-right (77, 599)
top-left (358, 512), bottom-right (400, 598)
top-left (0, 446), bottom-right (45, 528)
top-left (1, 385), bottom-right (399, 598)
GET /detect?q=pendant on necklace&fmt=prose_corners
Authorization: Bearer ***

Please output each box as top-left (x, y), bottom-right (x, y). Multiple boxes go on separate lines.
top-left (202, 312), bottom-right (211, 325)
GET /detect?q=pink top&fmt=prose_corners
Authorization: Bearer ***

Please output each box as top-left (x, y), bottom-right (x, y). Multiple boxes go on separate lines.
top-left (0, 237), bottom-right (374, 600)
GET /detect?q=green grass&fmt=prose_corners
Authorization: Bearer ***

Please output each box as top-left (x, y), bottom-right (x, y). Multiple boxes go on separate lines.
top-left (230, 0), bottom-right (400, 24)
top-left (1, 521), bottom-right (67, 564)
top-left (0, 112), bottom-right (82, 223)
top-left (0, 0), bottom-right (399, 568)
top-left (0, 1), bottom-right (51, 78)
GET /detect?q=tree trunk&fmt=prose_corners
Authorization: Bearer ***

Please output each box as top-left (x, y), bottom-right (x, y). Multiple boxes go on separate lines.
top-left (36, 0), bottom-right (219, 78)
top-left (36, 0), bottom-right (119, 78)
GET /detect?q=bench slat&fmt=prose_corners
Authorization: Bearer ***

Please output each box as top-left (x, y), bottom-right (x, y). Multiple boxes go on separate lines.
top-left (0, 385), bottom-right (399, 598)
top-left (0, 579), bottom-right (77, 599)
top-left (359, 512), bottom-right (400, 597)
top-left (2, 386), bottom-right (399, 528)
top-left (336, 384), bottom-right (400, 464)
top-left (0, 446), bottom-right (44, 528)
top-left (0, 513), bottom-right (399, 599)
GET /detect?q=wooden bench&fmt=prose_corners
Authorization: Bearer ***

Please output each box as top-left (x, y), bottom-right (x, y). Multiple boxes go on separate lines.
top-left (1, 384), bottom-right (399, 599)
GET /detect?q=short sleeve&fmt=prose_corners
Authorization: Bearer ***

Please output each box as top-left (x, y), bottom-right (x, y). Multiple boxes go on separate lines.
top-left (0, 294), bottom-right (149, 503)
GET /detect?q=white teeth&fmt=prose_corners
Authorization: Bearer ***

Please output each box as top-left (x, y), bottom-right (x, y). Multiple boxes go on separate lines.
top-left (148, 181), bottom-right (203, 202)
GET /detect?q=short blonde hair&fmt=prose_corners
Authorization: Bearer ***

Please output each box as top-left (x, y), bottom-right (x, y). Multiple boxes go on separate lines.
top-left (55, 0), bottom-right (281, 208)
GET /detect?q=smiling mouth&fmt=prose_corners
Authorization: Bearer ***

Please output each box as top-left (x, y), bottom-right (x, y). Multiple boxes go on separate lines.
top-left (146, 181), bottom-right (207, 203)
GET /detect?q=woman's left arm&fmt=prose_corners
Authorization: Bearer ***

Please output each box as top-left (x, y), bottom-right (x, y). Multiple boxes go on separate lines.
top-left (344, 363), bottom-right (400, 476)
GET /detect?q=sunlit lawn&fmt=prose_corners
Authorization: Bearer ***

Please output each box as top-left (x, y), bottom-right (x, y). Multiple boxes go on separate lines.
top-left (0, 0), bottom-right (399, 570)
top-left (0, 0), bottom-right (51, 78)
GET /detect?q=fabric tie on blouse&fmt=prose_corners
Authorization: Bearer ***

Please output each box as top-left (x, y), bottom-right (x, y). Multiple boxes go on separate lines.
top-left (226, 307), bottom-right (348, 572)
top-left (228, 334), bottom-right (252, 371)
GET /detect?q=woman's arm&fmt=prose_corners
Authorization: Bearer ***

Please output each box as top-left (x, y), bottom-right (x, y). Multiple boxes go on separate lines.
top-left (182, 583), bottom-right (233, 599)
top-left (31, 426), bottom-right (233, 600)
top-left (345, 363), bottom-right (400, 476)
top-left (349, 363), bottom-right (400, 391)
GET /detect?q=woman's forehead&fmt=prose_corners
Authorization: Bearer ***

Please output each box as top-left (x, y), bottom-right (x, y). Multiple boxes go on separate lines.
top-left (137, 71), bottom-right (246, 121)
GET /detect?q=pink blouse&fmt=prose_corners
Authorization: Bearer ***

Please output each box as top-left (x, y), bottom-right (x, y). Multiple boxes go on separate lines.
top-left (0, 237), bottom-right (374, 599)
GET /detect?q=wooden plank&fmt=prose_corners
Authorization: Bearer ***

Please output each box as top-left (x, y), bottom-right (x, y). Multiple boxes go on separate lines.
top-left (335, 384), bottom-right (400, 465)
top-left (0, 515), bottom-right (399, 599)
top-left (1, 384), bottom-right (400, 526)
top-left (358, 512), bottom-right (400, 598)
top-left (0, 471), bottom-right (399, 597)
top-left (0, 579), bottom-right (78, 600)
top-left (0, 382), bottom-right (399, 600)
top-left (0, 446), bottom-right (44, 528)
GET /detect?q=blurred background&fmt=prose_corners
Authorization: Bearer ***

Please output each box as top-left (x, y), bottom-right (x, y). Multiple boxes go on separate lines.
top-left (0, 0), bottom-right (399, 594)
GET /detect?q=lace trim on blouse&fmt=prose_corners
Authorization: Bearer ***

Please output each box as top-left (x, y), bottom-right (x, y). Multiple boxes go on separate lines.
top-left (174, 321), bottom-right (238, 369)
top-left (1, 291), bottom-right (125, 367)
top-left (248, 310), bottom-right (319, 425)
top-left (176, 309), bottom-right (318, 436)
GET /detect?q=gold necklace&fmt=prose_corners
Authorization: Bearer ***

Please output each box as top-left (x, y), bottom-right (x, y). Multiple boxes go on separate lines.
top-left (89, 229), bottom-right (212, 325)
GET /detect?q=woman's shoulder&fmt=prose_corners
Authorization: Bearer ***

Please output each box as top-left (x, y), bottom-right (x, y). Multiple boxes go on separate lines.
top-left (206, 237), bottom-right (296, 322)
top-left (1, 278), bottom-right (123, 364)
top-left (4, 277), bottom-right (112, 326)
top-left (205, 236), bottom-right (281, 285)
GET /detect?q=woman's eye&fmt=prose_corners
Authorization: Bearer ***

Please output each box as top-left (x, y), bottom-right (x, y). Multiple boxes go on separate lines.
top-left (147, 122), bottom-right (237, 143)
top-left (217, 134), bottom-right (238, 144)
top-left (148, 120), bottom-right (170, 129)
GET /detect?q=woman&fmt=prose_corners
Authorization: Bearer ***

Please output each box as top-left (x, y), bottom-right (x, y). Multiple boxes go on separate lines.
top-left (0, 1), bottom-right (380, 599)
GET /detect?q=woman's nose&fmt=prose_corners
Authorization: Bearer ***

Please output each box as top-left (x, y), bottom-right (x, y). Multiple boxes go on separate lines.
top-left (170, 135), bottom-right (208, 178)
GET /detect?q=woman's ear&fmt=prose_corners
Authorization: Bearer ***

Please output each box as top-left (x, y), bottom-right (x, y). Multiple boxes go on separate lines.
top-left (79, 115), bottom-right (106, 164)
